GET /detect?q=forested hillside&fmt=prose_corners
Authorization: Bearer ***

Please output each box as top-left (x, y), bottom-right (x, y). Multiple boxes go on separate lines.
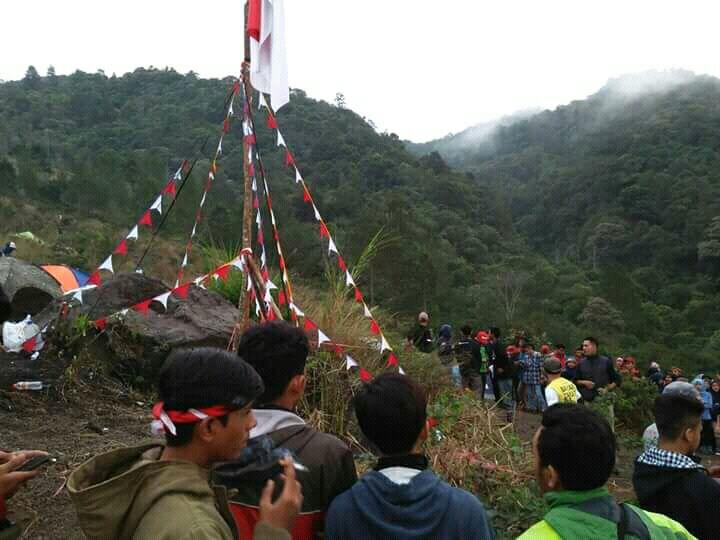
top-left (0, 67), bottom-right (516, 331)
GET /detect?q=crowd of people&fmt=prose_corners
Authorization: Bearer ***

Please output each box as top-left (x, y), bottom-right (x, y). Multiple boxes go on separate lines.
top-left (1, 318), bottom-right (718, 538)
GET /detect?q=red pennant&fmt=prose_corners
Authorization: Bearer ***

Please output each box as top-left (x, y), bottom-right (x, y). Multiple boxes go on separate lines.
top-left (233, 79), bottom-right (241, 93)
top-left (303, 187), bottom-right (312, 203)
top-left (244, 134), bottom-right (256, 145)
top-left (133, 299), bottom-right (152, 316)
top-left (319, 222), bottom-right (330, 238)
top-left (163, 180), bottom-right (176, 198)
top-left (359, 368), bottom-right (372, 382)
top-left (333, 344), bottom-right (344, 357)
top-left (278, 290), bottom-right (287, 306)
top-left (427, 417), bottom-right (439, 428)
top-left (261, 267), bottom-right (269, 281)
top-left (182, 160), bottom-right (190, 174)
top-left (354, 288), bottom-right (363, 303)
top-left (249, 287), bottom-right (256, 302)
top-left (173, 283), bottom-right (191, 299)
top-left (279, 255), bottom-right (286, 270)
top-left (273, 228), bottom-right (279, 242)
top-left (267, 114), bottom-right (278, 129)
top-left (257, 229), bottom-right (264, 245)
top-left (216, 266), bottom-right (231, 282)
top-left (386, 353), bottom-right (399, 367)
top-left (114, 240), bottom-right (128, 256)
top-left (22, 336), bottom-right (37, 353)
top-left (285, 150), bottom-right (294, 167)
top-left (337, 256), bottom-right (347, 271)
top-left (290, 310), bottom-right (298, 322)
top-left (248, 163), bottom-right (255, 178)
top-left (87, 271), bottom-right (101, 287)
top-left (266, 308), bottom-right (277, 321)
top-left (139, 210), bottom-right (153, 227)
top-left (266, 194), bottom-right (272, 208)
top-left (304, 318), bottom-right (317, 331)
top-left (370, 320), bottom-right (380, 335)
top-left (223, 118), bottom-right (231, 134)
top-left (94, 318), bottom-right (107, 331)
top-left (253, 196), bottom-right (259, 209)
top-left (176, 269), bottom-right (185, 284)
top-left (186, 242), bottom-right (193, 255)
top-left (195, 209), bottom-right (202, 223)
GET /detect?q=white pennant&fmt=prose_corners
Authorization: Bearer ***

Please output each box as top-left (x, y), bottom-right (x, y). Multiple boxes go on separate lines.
top-left (363, 303), bottom-right (372, 318)
top-left (328, 238), bottom-right (338, 255)
top-left (270, 211), bottom-right (276, 226)
top-left (294, 168), bottom-right (303, 183)
top-left (120, 309), bottom-right (129, 316)
top-left (252, 178), bottom-right (257, 191)
top-left (346, 271), bottom-right (356, 287)
top-left (127, 225), bottom-right (139, 241)
top-left (248, 147), bottom-right (253, 161)
top-left (209, 171), bottom-right (215, 181)
top-left (191, 224), bottom-right (197, 238)
top-left (232, 258), bottom-right (246, 271)
top-left (264, 288), bottom-right (273, 304)
top-left (277, 131), bottom-right (286, 147)
top-left (217, 138), bottom-right (223, 156)
top-left (246, 274), bottom-right (253, 291)
top-left (255, 298), bottom-right (261, 316)
top-left (317, 330), bottom-right (330, 346)
top-left (399, 367), bottom-right (406, 375)
top-left (228, 101), bottom-right (234, 116)
top-left (200, 192), bottom-right (207, 207)
top-left (380, 335), bottom-right (392, 353)
top-left (261, 251), bottom-right (267, 268)
top-left (72, 290), bottom-right (83, 304)
top-left (99, 256), bottom-right (114, 273)
top-left (345, 355), bottom-right (358, 370)
top-left (243, 120), bottom-right (251, 136)
top-left (256, 210), bottom-right (262, 226)
top-left (289, 302), bottom-right (304, 317)
top-left (312, 204), bottom-right (321, 221)
top-left (150, 196), bottom-right (162, 214)
top-left (174, 279), bottom-right (180, 289)
top-left (181, 254), bottom-right (188, 267)
top-left (174, 168), bottom-right (182, 180)
top-left (266, 279), bottom-right (278, 290)
top-left (258, 92), bottom-right (268, 109)
top-left (153, 292), bottom-right (171, 310)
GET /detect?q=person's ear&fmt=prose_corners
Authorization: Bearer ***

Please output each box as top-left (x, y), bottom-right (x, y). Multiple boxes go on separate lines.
top-left (290, 374), bottom-right (306, 396)
top-left (544, 464), bottom-right (561, 490)
top-left (196, 418), bottom-right (216, 443)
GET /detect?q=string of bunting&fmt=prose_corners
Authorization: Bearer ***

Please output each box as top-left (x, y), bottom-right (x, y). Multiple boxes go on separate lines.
top-left (175, 80), bottom-right (241, 287)
top-left (256, 93), bottom-right (403, 377)
top-left (85, 160), bottom-right (190, 289)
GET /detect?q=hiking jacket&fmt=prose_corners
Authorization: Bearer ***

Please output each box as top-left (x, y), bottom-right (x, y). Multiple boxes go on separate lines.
top-left (407, 324), bottom-right (434, 353)
top-left (66, 442), bottom-right (289, 540)
top-left (519, 488), bottom-right (694, 539)
top-left (225, 408), bottom-right (357, 539)
top-left (453, 336), bottom-right (486, 375)
top-left (575, 354), bottom-right (621, 401)
top-left (633, 446), bottom-right (720, 540)
top-left (325, 461), bottom-right (494, 539)
top-left (489, 341), bottom-right (516, 379)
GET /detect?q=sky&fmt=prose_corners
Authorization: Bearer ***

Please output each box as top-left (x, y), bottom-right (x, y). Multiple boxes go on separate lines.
top-left (3, 1), bottom-right (720, 142)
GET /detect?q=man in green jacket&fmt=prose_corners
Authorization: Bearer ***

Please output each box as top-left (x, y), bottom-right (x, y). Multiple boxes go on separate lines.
top-left (67, 347), bottom-right (302, 539)
top-left (520, 404), bottom-right (695, 539)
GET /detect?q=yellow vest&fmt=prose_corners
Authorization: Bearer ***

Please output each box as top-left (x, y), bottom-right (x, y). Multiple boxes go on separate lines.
top-left (547, 377), bottom-right (578, 403)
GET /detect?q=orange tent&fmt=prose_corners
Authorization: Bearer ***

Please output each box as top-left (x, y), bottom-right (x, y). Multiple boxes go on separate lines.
top-left (40, 265), bottom-right (85, 293)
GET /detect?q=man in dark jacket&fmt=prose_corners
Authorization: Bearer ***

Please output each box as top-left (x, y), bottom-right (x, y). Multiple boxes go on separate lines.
top-left (489, 328), bottom-right (517, 421)
top-left (326, 373), bottom-right (494, 539)
top-left (454, 325), bottom-right (488, 399)
top-left (575, 337), bottom-right (621, 402)
top-left (633, 390), bottom-right (720, 540)
top-left (227, 322), bottom-right (357, 539)
top-left (406, 312), bottom-right (434, 353)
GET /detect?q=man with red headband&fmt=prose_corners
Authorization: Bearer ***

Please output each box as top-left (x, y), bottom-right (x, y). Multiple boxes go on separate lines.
top-left (67, 347), bottom-right (300, 539)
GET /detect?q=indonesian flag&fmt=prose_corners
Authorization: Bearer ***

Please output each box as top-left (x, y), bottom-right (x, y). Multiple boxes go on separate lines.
top-left (247, 0), bottom-right (289, 111)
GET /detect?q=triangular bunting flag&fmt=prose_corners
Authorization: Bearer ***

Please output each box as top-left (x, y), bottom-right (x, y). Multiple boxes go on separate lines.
top-left (380, 335), bottom-right (392, 352)
top-left (139, 210), bottom-right (153, 227)
top-left (258, 92), bottom-right (268, 109)
top-left (173, 283), bottom-right (191, 299)
top-left (313, 204), bottom-right (321, 221)
top-left (150, 196), bottom-right (162, 214)
top-left (278, 290), bottom-right (287, 305)
top-left (317, 330), bottom-right (330, 346)
top-left (290, 303), bottom-right (305, 317)
top-left (217, 138), bottom-right (223, 156)
top-left (127, 225), bottom-right (139, 240)
top-left (99, 256), bottom-right (114, 273)
top-left (153, 292), bottom-right (172, 310)
top-left (267, 114), bottom-right (278, 129)
top-left (114, 240), bottom-right (128, 256)
top-left (277, 131), bottom-right (286, 147)
top-left (359, 368), bottom-right (372, 382)
top-left (345, 355), bottom-right (358, 370)
top-left (87, 271), bottom-right (101, 287)
top-left (303, 187), bottom-right (312, 203)
top-left (163, 180), bottom-right (177, 198)
top-left (216, 266), bottom-right (231, 282)
top-left (284, 150), bottom-right (294, 167)
top-left (399, 367), bottom-right (406, 375)
top-left (354, 288), bottom-right (363, 303)
top-left (266, 280), bottom-right (278, 290)
top-left (181, 253), bottom-right (188, 268)
top-left (244, 134), bottom-right (256, 145)
top-left (303, 318), bottom-right (317, 331)
top-left (94, 318), bottom-right (107, 331)
top-left (386, 353), bottom-right (399, 367)
top-left (223, 118), bottom-right (231, 134)
top-left (328, 238), bottom-right (338, 255)
top-left (278, 255), bottom-right (285, 270)
top-left (337, 256), bottom-right (347, 272)
top-left (333, 344), bottom-right (344, 357)
top-left (294, 168), bottom-right (303, 183)
top-left (133, 299), bottom-right (152, 316)
top-left (370, 320), bottom-right (380, 335)
top-left (363, 303), bottom-right (372, 318)
top-left (345, 271), bottom-right (356, 287)
top-left (319, 222), bottom-right (330, 238)
top-left (22, 335), bottom-right (37, 353)
top-left (72, 290), bottom-right (83, 304)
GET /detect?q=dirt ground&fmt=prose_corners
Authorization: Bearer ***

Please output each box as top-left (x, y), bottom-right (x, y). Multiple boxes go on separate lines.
top-left (3, 384), bottom-right (720, 538)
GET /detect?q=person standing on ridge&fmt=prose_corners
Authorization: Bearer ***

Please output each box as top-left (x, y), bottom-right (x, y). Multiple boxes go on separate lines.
top-left (406, 312), bottom-right (434, 353)
top-left (574, 337), bottom-right (621, 402)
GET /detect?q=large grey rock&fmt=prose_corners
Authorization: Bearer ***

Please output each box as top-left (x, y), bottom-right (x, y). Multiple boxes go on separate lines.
top-left (0, 258), bottom-right (62, 323)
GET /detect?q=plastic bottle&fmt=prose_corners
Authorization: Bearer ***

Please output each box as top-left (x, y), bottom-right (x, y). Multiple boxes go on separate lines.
top-left (12, 381), bottom-right (43, 391)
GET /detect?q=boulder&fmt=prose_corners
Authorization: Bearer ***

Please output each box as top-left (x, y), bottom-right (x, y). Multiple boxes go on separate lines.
top-left (0, 258), bottom-right (62, 324)
top-left (34, 273), bottom-right (240, 385)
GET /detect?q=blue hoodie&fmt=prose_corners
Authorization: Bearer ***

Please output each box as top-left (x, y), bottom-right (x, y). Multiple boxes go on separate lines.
top-left (325, 468), bottom-right (494, 540)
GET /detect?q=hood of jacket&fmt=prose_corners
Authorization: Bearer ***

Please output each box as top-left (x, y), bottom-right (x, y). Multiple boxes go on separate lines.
top-left (345, 469), bottom-right (454, 537)
top-left (66, 442), bottom-right (219, 539)
top-left (633, 448), bottom-right (704, 502)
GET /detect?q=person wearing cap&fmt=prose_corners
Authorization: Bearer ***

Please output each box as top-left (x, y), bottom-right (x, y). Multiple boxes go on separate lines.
top-left (1, 242), bottom-right (16, 257)
top-left (406, 312), bottom-right (434, 353)
top-left (67, 348), bottom-right (300, 540)
top-left (633, 382), bottom-right (720, 540)
top-left (543, 358), bottom-right (580, 407)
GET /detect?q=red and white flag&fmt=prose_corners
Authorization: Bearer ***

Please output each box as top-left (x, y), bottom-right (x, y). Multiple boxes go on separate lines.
top-left (247, 0), bottom-right (289, 111)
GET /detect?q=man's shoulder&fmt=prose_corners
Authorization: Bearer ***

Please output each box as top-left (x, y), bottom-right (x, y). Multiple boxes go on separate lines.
top-left (137, 490), bottom-right (232, 539)
top-left (517, 520), bottom-right (559, 539)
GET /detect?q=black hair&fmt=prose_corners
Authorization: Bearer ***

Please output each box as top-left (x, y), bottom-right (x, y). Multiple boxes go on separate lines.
top-left (237, 321), bottom-right (310, 405)
top-left (556, 344), bottom-right (565, 350)
top-left (461, 324), bottom-right (472, 336)
top-left (489, 327), bottom-right (501, 338)
top-left (583, 336), bottom-right (599, 347)
top-left (158, 347), bottom-right (264, 447)
top-left (537, 404), bottom-right (615, 490)
top-left (354, 373), bottom-right (427, 455)
top-left (654, 394), bottom-right (703, 440)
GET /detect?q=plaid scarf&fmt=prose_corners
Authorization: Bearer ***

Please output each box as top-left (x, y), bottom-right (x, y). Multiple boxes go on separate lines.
top-left (636, 446), bottom-right (702, 470)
